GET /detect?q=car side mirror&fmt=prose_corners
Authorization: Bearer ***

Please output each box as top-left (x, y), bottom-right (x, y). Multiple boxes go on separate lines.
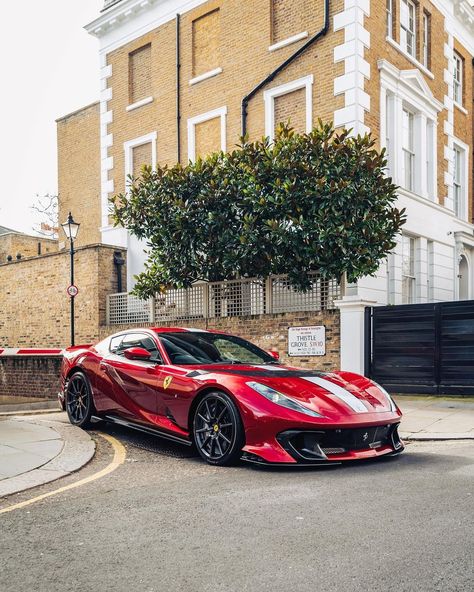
top-left (268, 350), bottom-right (280, 360)
top-left (123, 347), bottom-right (152, 361)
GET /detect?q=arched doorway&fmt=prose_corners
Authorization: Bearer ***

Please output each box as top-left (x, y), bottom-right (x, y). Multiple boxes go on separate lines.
top-left (458, 255), bottom-right (469, 300)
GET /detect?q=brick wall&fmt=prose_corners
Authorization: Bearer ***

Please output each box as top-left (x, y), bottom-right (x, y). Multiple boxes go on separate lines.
top-left (0, 233), bottom-right (58, 264)
top-left (192, 7), bottom-right (220, 77)
top-left (104, 0), bottom-right (344, 197)
top-left (274, 88), bottom-right (306, 133)
top-left (195, 116), bottom-right (221, 158)
top-left (132, 142), bottom-right (153, 178)
top-left (271, 0), bottom-right (317, 44)
top-left (129, 43), bottom-right (152, 104)
top-left (57, 102), bottom-right (101, 247)
top-left (98, 309), bottom-right (340, 371)
top-left (0, 356), bottom-right (62, 400)
top-left (0, 244), bottom-right (126, 348)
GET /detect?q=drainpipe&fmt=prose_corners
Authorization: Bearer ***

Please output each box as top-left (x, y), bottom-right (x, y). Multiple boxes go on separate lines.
top-left (113, 250), bottom-right (125, 293)
top-left (241, 0), bottom-right (330, 137)
top-left (176, 13), bottom-right (181, 163)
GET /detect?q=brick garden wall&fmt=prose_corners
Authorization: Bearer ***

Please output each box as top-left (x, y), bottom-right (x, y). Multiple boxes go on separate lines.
top-left (0, 356), bottom-right (62, 400)
top-left (0, 244), bottom-right (126, 348)
top-left (99, 309), bottom-right (340, 371)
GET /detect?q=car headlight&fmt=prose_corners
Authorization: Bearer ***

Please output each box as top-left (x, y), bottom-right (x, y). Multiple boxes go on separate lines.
top-left (372, 381), bottom-right (397, 412)
top-left (246, 381), bottom-right (324, 418)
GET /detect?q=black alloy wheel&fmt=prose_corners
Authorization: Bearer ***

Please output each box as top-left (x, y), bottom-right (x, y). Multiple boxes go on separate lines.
top-left (65, 371), bottom-right (94, 429)
top-left (193, 392), bottom-right (244, 466)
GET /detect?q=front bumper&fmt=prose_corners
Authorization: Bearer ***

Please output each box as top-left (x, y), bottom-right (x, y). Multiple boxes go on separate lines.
top-left (242, 423), bottom-right (404, 465)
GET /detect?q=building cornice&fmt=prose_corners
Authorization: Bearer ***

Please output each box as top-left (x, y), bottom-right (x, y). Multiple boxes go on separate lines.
top-left (85, 0), bottom-right (208, 53)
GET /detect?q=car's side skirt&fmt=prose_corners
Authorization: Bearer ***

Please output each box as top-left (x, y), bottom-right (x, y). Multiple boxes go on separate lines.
top-left (99, 415), bottom-right (193, 447)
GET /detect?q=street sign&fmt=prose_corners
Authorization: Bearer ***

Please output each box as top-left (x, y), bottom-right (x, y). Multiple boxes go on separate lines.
top-left (288, 325), bottom-right (325, 356)
top-left (67, 285), bottom-right (79, 298)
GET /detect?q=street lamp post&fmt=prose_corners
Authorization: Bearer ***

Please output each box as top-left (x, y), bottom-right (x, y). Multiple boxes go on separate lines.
top-left (61, 212), bottom-right (80, 346)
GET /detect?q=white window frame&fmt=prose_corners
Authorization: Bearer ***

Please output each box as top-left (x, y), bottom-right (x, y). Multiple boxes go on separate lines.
top-left (124, 131), bottom-right (157, 190)
top-left (263, 75), bottom-right (314, 140)
top-left (422, 12), bottom-right (429, 68)
top-left (379, 60), bottom-right (442, 202)
top-left (187, 106), bottom-right (227, 162)
top-left (386, 0), bottom-right (393, 38)
top-left (401, 107), bottom-right (415, 192)
top-left (453, 52), bottom-right (463, 106)
top-left (400, 0), bottom-right (416, 58)
top-left (401, 234), bottom-right (417, 304)
top-left (453, 139), bottom-right (469, 221)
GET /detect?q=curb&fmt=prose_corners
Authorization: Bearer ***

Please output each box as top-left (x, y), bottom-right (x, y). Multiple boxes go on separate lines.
top-left (400, 432), bottom-right (474, 441)
top-left (0, 401), bottom-right (60, 415)
top-left (0, 416), bottom-right (95, 498)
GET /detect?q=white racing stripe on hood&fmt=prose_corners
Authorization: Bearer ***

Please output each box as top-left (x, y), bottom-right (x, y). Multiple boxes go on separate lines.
top-left (250, 365), bottom-right (286, 371)
top-left (303, 376), bottom-right (368, 413)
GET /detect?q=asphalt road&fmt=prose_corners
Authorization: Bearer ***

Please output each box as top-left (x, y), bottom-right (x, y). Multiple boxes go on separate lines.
top-left (1, 421), bottom-right (473, 592)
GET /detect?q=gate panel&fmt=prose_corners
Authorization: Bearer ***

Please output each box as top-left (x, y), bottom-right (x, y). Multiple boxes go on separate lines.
top-left (369, 304), bottom-right (437, 394)
top-left (367, 300), bottom-right (474, 395)
top-left (439, 301), bottom-right (474, 395)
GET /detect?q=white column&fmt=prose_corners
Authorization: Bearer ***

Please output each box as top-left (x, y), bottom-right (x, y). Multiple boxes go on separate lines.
top-left (394, 95), bottom-right (404, 187)
top-left (416, 112), bottom-right (427, 197)
top-left (416, 237), bottom-right (428, 302)
top-left (334, 296), bottom-right (377, 375)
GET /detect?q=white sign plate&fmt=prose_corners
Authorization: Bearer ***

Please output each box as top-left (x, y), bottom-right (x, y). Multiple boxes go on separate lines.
top-left (288, 325), bottom-right (326, 357)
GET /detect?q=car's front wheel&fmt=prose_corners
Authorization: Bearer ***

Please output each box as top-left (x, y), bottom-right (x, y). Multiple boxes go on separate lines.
top-left (193, 391), bottom-right (244, 466)
top-left (65, 371), bottom-right (95, 429)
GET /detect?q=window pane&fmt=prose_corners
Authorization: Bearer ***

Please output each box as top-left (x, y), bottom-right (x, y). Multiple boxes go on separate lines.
top-left (402, 236), bottom-right (416, 304)
top-left (453, 53), bottom-right (463, 104)
top-left (386, 0), bottom-right (393, 37)
top-left (400, 0), bottom-right (416, 56)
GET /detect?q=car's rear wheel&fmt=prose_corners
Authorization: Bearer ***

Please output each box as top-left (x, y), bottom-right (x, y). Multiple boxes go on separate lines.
top-left (66, 371), bottom-right (94, 429)
top-left (193, 392), bottom-right (244, 466)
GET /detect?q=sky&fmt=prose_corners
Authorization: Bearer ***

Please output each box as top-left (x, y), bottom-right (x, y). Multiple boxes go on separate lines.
top-left (0, 0), bottom-right (103, 234)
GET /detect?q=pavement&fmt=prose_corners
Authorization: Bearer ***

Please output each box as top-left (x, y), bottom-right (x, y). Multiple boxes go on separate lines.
top-left (0, 396), bottom-right (473, 499)
top-left (0, 414), bottom-right (95, 498)
top-left (395, 395), bottom-right (474, 440)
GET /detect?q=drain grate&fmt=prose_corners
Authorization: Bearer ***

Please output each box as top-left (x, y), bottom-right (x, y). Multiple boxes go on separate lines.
top-left (97, 424), bottom-right (197, 459)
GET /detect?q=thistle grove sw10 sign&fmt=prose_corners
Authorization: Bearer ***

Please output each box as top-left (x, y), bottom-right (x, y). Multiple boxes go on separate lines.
top-left (288, 326), bottom-right (326, 357)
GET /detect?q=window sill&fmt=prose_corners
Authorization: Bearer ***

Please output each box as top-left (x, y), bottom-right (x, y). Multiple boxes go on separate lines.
top-left (126, 96), bottom-right (154, 112)
top-left (268, 31), bottom-right (309, 52)
top-left (189, 67), bottom-right (222, 86)
top-left (454, 101), bottom-right (468, 115)
top-left (386, 36), bottom-right (434, 80)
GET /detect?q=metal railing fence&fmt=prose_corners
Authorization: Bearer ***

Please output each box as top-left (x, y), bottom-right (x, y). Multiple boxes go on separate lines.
top-left (106, 273), bottom-right (342, 325)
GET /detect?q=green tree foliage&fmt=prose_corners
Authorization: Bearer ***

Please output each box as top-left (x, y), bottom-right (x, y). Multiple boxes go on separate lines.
top-left (112, 122), bottom-right (405, 299)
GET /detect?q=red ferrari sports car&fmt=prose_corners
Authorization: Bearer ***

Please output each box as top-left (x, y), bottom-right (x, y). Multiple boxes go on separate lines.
top-left (59, 327), bottom-right (404, 466)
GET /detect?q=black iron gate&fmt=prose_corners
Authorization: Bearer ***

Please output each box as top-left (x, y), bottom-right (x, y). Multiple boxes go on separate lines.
top-left (365, 300), bottom-right (474, 395)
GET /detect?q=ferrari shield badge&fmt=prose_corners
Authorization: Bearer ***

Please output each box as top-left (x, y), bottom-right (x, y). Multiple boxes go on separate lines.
top-left (163, 376), bottom-right (173, 390)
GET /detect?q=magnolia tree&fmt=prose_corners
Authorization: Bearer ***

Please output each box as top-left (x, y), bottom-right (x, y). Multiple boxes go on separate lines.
top-left (112, 122), bottom-right (405, 299)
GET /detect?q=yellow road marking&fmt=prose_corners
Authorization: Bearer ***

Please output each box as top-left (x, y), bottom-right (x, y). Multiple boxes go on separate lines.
top-left (0, 433), bottom-right (126, 515)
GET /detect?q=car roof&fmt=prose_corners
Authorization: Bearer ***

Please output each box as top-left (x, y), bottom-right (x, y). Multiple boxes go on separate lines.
top-left (150, 327), bottom-right (227, 335)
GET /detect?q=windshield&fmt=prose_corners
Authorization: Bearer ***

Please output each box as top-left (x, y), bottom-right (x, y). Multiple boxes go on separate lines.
top-left (156, 332), bottom-right (277, 366)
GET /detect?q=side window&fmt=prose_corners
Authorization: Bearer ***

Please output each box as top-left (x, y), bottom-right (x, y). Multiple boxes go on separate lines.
top-left (116, 333), bottom-right (162, 362)
top-left (139, 335), bottom-right (162, 362)
top-left (110, 335), bottom-right (123, 353)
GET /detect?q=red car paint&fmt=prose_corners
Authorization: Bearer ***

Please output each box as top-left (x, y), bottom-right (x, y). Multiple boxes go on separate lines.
top-left (60, 327), bottom-right (403, 465)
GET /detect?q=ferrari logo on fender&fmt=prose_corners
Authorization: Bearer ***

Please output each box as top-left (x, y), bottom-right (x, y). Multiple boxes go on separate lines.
top-left (163, 376), bottom-right (173, 390)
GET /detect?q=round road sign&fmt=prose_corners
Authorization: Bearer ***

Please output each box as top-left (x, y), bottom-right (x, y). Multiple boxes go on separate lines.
top-left (67, 285), bottom-right (79, 297)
